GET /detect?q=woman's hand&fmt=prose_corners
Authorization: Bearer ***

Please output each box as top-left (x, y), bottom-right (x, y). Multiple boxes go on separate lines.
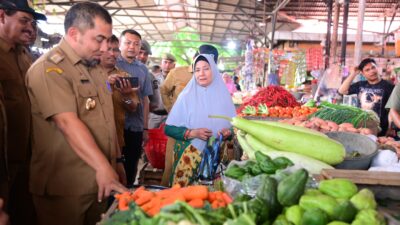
top-left (218, 128), bottom-right (232, 140)
top-left (189, 128), bottom-right (212, 140)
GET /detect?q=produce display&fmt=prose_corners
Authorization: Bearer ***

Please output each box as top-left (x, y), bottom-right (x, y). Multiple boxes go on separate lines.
top-left (240, 105), bottom-right (318, 118)
top-left (309, 102), bottom-right (380, 130)
top-left (101, 102), bottom-right (392, 225)
top-left (103, 150), bottom-right (386, 225)
top-left (115, 185), bottom-right (232, 216)
top-left (213, 116), bottom-right (346, 168)
top-left (278, 117), bottom-right (374, 135)
top-left (236, 85), bottom-right (300, 114)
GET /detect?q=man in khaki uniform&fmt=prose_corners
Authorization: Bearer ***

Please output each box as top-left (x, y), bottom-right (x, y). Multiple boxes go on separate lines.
top-left (26, 2), bottom-right (126, 225)
top-left (160, 45), bottom-right (218, 186)
top-left (0, 0), bottom-right (46, 224)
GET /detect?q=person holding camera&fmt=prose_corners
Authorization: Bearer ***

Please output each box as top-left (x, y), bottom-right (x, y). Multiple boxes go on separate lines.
top-left (100, 35), bottom-right (140, 186)
top-left (116, 30), bottom-right (153, 187)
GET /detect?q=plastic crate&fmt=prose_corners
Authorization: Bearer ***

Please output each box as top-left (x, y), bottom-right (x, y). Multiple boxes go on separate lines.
top-left (144, 124), bottom-right (167, 169)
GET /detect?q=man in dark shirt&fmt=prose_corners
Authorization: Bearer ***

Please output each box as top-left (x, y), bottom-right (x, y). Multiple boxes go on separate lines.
top-left (339, 58), bottom-right (394, 136)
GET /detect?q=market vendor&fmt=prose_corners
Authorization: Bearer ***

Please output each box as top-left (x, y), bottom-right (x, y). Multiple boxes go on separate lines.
top-left (338, 58), bottom-right (394, 136)
top-left (164, 54), bottom-right (236, 186)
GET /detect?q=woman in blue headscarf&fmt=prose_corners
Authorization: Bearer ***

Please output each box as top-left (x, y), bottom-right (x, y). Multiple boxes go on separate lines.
top-left (165, 54), bottom-right (237, 186)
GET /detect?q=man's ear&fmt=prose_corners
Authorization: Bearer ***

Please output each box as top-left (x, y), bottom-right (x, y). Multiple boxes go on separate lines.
top-left (0, 10), bottom-right (5, 24)
top-left (66, 26), bottom-right (79, 43)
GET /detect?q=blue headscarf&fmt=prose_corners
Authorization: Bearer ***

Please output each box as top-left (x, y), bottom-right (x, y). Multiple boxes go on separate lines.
top-left (166, 54), bottom-right (237, 151)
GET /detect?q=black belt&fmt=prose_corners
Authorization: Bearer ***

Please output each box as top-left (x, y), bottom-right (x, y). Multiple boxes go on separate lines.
top-left (152, 110), bottom-right (168, 116)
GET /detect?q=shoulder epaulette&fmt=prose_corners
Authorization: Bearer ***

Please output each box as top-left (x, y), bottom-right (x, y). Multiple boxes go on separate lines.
top-left (48, 50), bottom-right (65, 64)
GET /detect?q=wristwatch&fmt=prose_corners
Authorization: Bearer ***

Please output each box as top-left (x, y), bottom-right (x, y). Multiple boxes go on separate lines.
top-left (123, 98), bottom-right (133, 105)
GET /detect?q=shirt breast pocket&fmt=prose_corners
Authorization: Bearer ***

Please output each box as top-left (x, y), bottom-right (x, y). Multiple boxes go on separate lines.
top-left (77, 84), bottom-right (101, 118)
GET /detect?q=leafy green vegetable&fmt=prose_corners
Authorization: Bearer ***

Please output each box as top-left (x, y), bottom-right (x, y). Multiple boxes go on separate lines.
top-left (242, 105), bottom-right (257, 116)
top-left (258, 104), bottom-right (269, 115)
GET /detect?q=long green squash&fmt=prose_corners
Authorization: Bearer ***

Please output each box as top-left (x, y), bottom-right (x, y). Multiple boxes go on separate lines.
top-left (236, 130), bottom-right (256, 159)
top-left (214, 116), bottom-right (345, 165)
top-left (253, 120), bottom-right (327, 138)
top-left (245, 133), bottom-right (278, 152)
top-left (244, 134), bottom-right (333, 174)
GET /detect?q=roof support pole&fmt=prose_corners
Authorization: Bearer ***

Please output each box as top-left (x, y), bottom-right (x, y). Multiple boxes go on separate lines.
top-left (325, 0), bottom-right (333, 69)
top-left (340, 0), bottom-right (350, 65)
top-left (266, 12), bottom-right (277, 86)
top-left (330, 0), bottom-right (340, 65)
top-left (354, 0), bottom-right (366, 65)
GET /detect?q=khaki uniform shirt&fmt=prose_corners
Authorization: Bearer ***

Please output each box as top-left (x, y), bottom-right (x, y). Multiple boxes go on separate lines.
top-left (160, 66), bottom-right (192, 112)
top-left (108, 67), bottom-right (139, 148)
top-left (0, 37), bottom-right (32, 164)
top-left (26, 39), bottom-right (117, 195)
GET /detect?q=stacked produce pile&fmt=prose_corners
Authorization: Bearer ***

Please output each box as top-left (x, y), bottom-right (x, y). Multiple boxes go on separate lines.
top-left (223, 151), bottom-right (385, 225)
top-left (236, 85), bottom-right (300, 116)
top-left (103, 151), bottom-right (386, 225)
top-left (114, 185), bottom-right (232, 216)
top-left (241, 105), bottom-right (318, 118)
top-left (278, 117), bottom-right (374, 135)
top-left (309, 102), bottom-right (380, 132)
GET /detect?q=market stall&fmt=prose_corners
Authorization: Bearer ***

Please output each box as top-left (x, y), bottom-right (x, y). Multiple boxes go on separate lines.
top-left (100, 85), bottom-right (400, 224)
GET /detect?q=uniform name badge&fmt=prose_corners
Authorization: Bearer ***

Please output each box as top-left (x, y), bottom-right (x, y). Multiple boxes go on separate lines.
top-left (85, 98), bottom-right (96, 110)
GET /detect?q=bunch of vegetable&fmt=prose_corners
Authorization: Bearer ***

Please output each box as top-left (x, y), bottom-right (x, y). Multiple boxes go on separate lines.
top-left (278, 117), bottom-right (374, 135)
top-left (309, 102), bottom-right (380, 130)
top-left (104, 200), bottom-right (230, 225)
top-left (237, 85), bottom-right (300, 114)
top-left (240, 105), bottom-right (317, 118)
top-left (115, 185), bottom-right (233, 216)
top-left (225, 151), bottom-right (294, 181)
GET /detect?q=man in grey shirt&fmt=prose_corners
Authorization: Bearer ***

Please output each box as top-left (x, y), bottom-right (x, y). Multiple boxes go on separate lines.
top-left (116, 30), bottom-right (153, 186)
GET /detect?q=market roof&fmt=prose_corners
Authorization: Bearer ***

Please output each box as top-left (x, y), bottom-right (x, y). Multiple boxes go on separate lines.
top-left (34, 0), bottom-right (400, 46)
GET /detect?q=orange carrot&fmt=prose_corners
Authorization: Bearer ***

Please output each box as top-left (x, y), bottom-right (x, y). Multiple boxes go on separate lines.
top-left (155, 185), bottom-right (182, 198)
top-left (181, 185), bottom-right (208, 201)
top-left (146, 206), bottom-right (161, 217)
top-left (208, 192), bottom-right (216, 202)
top-left (211, 200), bottom-right (219, 209)
top-left (135, 191), bottom-right (154, 206)
top-left (188, 199), bottom-right (204, 208)
top-left (118, 198), bottom-right (129, 211)
top-left (160, 192), bottom-right (185, 207)
top-left (222, 193), bottom-right (233, 204)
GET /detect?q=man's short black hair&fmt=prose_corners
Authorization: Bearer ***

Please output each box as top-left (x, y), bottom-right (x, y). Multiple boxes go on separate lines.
top-left (64, 2), bottom-right (112, 33)
top-left (358, 58), bottom-right (376, 71)
top-left (108, 34), bottom-right (119, 44)
top-left (120, 29), bottom-right (142, 40)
